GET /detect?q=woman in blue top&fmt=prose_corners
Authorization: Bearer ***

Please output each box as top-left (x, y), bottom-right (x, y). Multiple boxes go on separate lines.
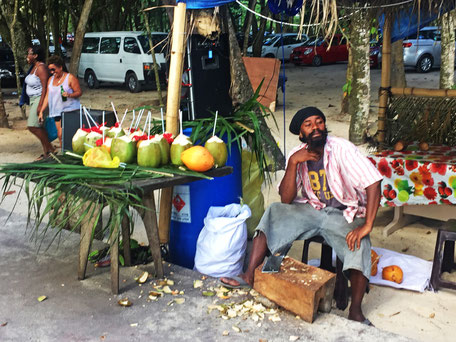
top-left (39, 55), bottom-right (82, 148)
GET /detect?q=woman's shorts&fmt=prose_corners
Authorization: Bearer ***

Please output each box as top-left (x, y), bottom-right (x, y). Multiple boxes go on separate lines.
top-left (27, 95), bottom-right (42, 127)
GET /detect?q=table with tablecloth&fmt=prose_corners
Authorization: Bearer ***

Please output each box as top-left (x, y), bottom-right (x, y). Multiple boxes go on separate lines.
top-left (368, 144), bottom-right (456, 236)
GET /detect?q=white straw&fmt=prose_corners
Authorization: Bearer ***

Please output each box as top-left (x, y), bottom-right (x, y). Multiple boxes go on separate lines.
top-left (143, 111), bottom-right (151, 135)
top-left (160, 107), bottom-right (165, 133)
top-left (82, 107), bottom-right (91, 128)
top-left (83, 107), bottom-right (98, 127)
top-left (179, 110), bottom-right (183, 135)
top-left (129, 110), bottom-right (135, 132)
top-left (212, 110), bottom-right (218, 137)
top-left (102, 111), bottom-right (105, 141)
top-left (135, 108), bottom-right (145, 131)
top-left (119, 109), bottom-right (128, 128)
top-left (148, 111), bottom-right (151, 140)
top-left (79, 105), bottom-right (82, 129)
top-left (111, 102), bottom-right (119, 122)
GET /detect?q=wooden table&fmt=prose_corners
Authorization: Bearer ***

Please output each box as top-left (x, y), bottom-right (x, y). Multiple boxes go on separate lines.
top-left (77, 166), bottom-right (233, 294)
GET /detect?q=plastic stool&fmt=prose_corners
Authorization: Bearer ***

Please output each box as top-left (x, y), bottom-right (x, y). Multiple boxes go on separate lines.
top-left (302, 235), bottom-right (349, 310)
top-left (430, 229), bottom-right (456, 291)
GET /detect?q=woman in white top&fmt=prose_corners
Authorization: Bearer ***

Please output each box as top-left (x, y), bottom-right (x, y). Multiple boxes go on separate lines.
top-left (39, 55), bottom-right (82, 148)
top-left (24, 45), bottom-right (54, 160)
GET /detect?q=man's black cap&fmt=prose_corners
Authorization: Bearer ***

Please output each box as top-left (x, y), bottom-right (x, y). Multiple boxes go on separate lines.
top-left (289, 107), bottom-right (326, 135)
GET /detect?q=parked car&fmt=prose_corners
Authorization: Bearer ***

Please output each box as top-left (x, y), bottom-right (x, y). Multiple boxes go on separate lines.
top-left (247, 33), bottom-right (308, 61)
top-left (370, 41), bottom-right (382, 68)
top-left (32, 38), bottom-right (67, 58)
top-left (290, 34), bottom-right (348, 66)
top-left (402, 26), bottom-right (448, 73)
top-left (0, 47), bottom-right (25, 88)
top-left (77, 31), bottom-right (168, 92)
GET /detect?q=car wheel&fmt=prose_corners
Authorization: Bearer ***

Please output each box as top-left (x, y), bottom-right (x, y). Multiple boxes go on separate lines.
top-left (416, 55), bottom-right (433, 73)
top-left (85, 70), bottom-right (99, 89)
top-left (126, 72), bottom-right (141, 93)
top-left (312, 55), bottom-right (322, 67)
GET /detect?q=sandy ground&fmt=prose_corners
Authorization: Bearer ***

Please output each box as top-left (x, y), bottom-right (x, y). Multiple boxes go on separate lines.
top-left (1, 63), bottom-right (456, 341)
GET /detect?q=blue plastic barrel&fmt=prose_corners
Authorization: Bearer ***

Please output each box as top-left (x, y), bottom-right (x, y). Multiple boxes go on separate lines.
top-left (168, 131), bottom-right (242, 269)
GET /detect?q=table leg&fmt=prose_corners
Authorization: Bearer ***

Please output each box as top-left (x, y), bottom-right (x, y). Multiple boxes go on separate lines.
top-left (121, 213), bottom-right (131, 267)
top-left (110, 220), bottom-right (120, 294)
top-left (78, 202), bottom-right (101, 280)
top-left (142, 191), bottom-right (164, 279)
top-left (382, 206), bottom-right (418, 237)
top-left (159, 187), bottom-right (173, 244)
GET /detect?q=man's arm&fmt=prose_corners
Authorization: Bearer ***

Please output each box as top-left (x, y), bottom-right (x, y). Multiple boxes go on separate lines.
top-left (279, 147), bottom-right (320, 203)
top-left (345, 180), bottom-right (381, 251)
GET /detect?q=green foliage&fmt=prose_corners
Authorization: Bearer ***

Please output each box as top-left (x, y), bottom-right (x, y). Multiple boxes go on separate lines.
top-left (342, 80), bottom-right (352, 95)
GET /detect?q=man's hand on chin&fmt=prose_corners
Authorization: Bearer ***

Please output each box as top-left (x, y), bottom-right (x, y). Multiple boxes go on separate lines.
top-left (345, 224), bottom-right (372, 252)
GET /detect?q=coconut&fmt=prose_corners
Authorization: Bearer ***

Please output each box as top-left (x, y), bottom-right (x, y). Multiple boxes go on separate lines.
top-left (156, 134), bottom-right (171, 165)
top-left (107, 126), bottom-right (125, 138)
top-left (129, 130), bottom-right (144, 140)
top-left (102, 137), bottom-right (112, 153)
top-left (137, 137), bottom-right (162, 168)
top-left (84, 131), bottom-right (103, 152)
top-left (111, 135), bottom-right (137, 164)
top-left (170, 134), bottom-right (193, 166)
top-left (72, 129), bottom-right (88, 155)
top-left (204, 135), bottom-right (228, 167)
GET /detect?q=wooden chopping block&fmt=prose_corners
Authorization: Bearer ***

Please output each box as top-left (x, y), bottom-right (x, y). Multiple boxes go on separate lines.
top-left (254, 256), bottom-right (336, 323)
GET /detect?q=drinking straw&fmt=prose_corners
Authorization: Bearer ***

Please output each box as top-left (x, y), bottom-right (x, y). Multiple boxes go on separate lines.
top-left (148, 111), bottom-right (151, 140)
top-left (79, 104), bottom-right (82, 129)
top-left (119, 109), bottom-right (128, 128)
top-left (102, 111), bottom-right (105, 141)
top-left (212, 110), bottom-right (218, 137)
top-left (135, 108), bottom-right (145, 131)
top-left (82, 107), bottom-right (91, 128)
top-left (143, 111), bottom-right (151, 135)
top-left (129, 110), bottom-right (135, 132)
top-left (179, 109), bottom-right (183, 135)
top-left (83, 107), bottom-right (98, 127)
top-left (160, 107), bottom-right (165, 133)
top-left (111, 102), bottom-right (119, 122)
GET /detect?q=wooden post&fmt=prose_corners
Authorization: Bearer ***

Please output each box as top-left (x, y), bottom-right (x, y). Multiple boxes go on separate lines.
top-left (159, 2), bottom-right (187, 244)
top-left (377, 13), bottom-right (392, 146)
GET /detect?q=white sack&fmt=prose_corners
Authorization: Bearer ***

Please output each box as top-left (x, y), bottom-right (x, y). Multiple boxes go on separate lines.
top-left (194, 204), bottom-right (251, 278)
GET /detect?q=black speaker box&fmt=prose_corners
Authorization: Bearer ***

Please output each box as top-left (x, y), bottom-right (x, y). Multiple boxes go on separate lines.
top-left (184, 34), bottom-right (232, 120)
top-left (62, 109), bottom-right (116, 152)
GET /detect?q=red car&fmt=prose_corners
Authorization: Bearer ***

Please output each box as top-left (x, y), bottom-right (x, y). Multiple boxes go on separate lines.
top-left (291, 35), bottom-right (348, 66)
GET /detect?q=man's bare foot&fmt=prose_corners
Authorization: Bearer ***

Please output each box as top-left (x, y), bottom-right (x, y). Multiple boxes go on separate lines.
top-left (220, 273), bottom-right (253, 288)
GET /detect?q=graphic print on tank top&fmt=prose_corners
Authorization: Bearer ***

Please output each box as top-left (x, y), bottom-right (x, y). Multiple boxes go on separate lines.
top-left (306, 157), bottom-right (346, 209)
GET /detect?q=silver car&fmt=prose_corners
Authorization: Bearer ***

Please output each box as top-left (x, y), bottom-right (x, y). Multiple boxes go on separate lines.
top-left (247, 33), bottom-right (308, 61)
top-left (403, 26), bottom-right (448, 73)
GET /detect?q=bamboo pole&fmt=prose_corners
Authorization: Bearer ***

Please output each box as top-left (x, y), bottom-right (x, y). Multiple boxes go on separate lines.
top-left (390, 87), bottom-right (456, 97)
top-left (159, 2), bottom-right (187, 245)
top-left (377, 14), bottom-right (392, 146)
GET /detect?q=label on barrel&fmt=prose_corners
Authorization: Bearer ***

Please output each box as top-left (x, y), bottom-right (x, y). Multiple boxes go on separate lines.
top-left (171, 185), bottom-right (191, 223)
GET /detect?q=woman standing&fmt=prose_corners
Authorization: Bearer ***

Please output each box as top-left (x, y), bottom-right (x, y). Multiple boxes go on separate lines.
top-left (39, 55), bottom-right (82, 148)
top-left (24, 46), bottom-right (54, 160)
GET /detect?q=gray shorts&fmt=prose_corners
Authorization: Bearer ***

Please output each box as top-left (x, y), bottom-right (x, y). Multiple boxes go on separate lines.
top-left (256, 202), bottom-right (371, 280)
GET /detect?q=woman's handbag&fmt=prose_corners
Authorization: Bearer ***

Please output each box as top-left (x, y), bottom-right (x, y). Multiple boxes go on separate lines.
top-left (44, 117), bottom-right (58, 142)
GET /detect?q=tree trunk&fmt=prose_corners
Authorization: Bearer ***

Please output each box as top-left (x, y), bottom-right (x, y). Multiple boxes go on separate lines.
top-left (252, 4), bottom-right (268, 57)
top-left (242, 0), bottom-right (256, 55)
top-left (69, 0), bottom-right (94, 75)
top-left (440, 10), bottom-right (455, 89)
top-left (160, 0), bottom-right (174, 26)
top-left (340, 46), bottom-right (353, 115)
top-left (0, 85), bottom-right (10, 128)
top-left (390, 40), bottom-right (406, 87)
top-left (49, 0), bottom-right (62, 57)
top-left (222, 6), bottom-right (285, 169)
top-left (348, 9), bottom-right (371, 144)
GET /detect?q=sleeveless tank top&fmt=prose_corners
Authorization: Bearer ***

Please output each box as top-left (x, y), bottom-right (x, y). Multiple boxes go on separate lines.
top-left (25, 63), bottom-right (43, 97)
top-left (48, 73), bottom-right (81, 117)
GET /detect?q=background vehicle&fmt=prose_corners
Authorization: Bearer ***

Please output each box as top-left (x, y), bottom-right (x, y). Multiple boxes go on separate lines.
top-left (290, 34), bottom-right (348, 66)
top-left (0, 47), bottom-right (24, 88)
top-left (402, 26), bottom-right (450, 73)
top-left (247, 33), bottom-right (308, 60)
top-left (32, 38), bottom-right (67, 58)
top-left (77, 31), bottom-right (168, 92)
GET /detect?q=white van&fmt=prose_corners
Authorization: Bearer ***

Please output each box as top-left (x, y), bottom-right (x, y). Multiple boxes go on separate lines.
top-left (77, 31), bottom-right (168, 92)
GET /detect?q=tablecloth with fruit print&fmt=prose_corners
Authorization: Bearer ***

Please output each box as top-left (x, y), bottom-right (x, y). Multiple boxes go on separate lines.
top-left (368, 145), bottom-right (456, 207)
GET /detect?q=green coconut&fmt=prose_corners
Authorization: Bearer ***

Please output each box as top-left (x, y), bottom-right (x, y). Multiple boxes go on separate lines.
top-left (106, 126), bottom-right (125, 138)
top-left (137, 137), bottom-right (162, 168)
top-left (204, 135), bottom-right (228, 167)
top-left (72, 129), bottom-right (88, 155)
top-left (156, 134), bottom-right (171, 165)
top-left (129, 130), bottom-right (144, 140)
top-left (170, 134), bottom-right (193, 166)
top-left (84, 131), bottom-right (103, 152)
top-left (110, 135), bottom-right (137, 164)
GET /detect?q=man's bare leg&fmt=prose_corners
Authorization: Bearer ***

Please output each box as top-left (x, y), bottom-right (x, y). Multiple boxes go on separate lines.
top-left (28, 127), bottom-right (54, 154)
top-left (348, 269), bottom-right (368, 322)
top-left (220, 231), bottom-right (268, 287)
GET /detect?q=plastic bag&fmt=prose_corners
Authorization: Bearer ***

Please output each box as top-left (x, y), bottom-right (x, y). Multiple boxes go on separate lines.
top-left (44, 117), bottom-right (58, 142)
top-left (83, 146), bottom-right (120, 168)
top-left (194, 204), bottom-right (251, 278)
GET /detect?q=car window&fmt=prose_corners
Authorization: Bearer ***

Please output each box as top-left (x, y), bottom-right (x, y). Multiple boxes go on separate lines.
top-left (82, 37), bottom-right (100, 53)
top-left (0, 49), bottom-right (14, 62)
top-left (263, 36), bottom-right (278, 46)
top-left (432, 30), bottom-right (441, 41)
top-left (100, 37), bottom-right (121, 54)
top-left (124, 37), bottom-right (141, 54)
top-left (283, 36), bottom-right (297, 45)
top-left (138, 34), bottom-right (168, 54)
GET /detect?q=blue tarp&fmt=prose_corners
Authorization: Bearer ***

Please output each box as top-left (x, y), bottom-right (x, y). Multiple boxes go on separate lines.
top-left (177, 0), bottom-right (234, 9)
top-left (380, 4), bottom-right (455, 43)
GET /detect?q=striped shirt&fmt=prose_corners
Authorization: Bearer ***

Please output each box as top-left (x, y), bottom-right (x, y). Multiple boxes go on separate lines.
top-left (281, 136), bottom-right (383, 223)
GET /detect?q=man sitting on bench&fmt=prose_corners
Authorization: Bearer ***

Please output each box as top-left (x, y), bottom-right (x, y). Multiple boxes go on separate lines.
top-left (221, 106), bottom-right (382, 325)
